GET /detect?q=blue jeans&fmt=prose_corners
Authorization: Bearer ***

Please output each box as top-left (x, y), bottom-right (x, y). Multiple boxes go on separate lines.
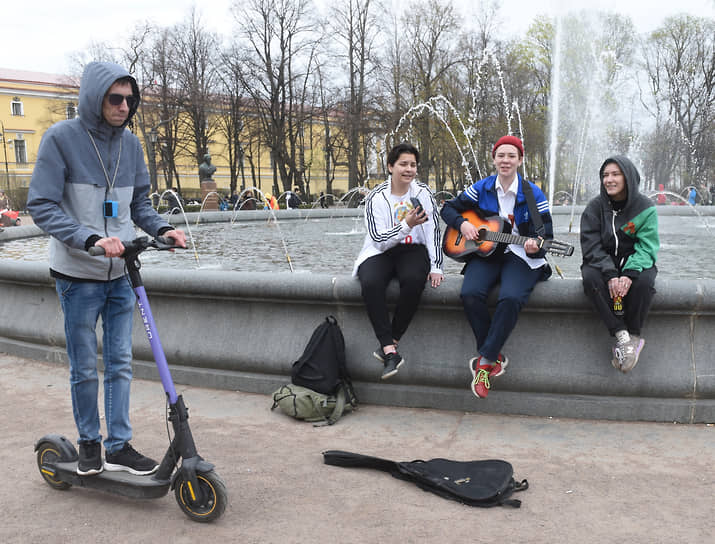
top-left (460, 252), bottom-right (545, 361)
top-left (55, 276), bottom-right (135, 453)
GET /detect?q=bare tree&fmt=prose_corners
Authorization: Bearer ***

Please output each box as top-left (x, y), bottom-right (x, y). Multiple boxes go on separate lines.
top-left (640, 121), bottom-right (681, 189)
top-left (170, 9), bottom-right (220, 173)
top-left (148, 27), bottom-right (184, 193)
top-left (374, 10), bottom-right (406, 135)
top-left (327, 0), bottom-right (380, 189)
top-left (509, 16), bottom-right (556, 184)
top-left (312, 63), bottom-right (346, 199)
top-left (122, 24), bottom-right (164, 195)
top-left (230, 0), bottom-right (318, 196)
top-left (217, 46), bottom-right (252, 195)
top-left (286, 37), bottom-right (320, 198)
top-left (400, 0), bottom-right (461, 184)
top-left (642, 15), bottom-right (715, 186)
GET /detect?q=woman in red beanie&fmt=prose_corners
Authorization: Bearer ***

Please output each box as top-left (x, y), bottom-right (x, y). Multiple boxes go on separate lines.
top-left (440, 135), bottom-right (553, 399)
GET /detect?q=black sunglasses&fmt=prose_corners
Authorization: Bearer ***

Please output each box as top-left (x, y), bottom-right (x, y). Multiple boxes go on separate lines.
top-left (107, 93), bottom-right (137, 109)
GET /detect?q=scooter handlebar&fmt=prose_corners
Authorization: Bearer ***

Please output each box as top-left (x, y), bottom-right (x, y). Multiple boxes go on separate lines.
top-left (88, 236), bottom-right (177, 257)
top-left (154, 235), bottom-right (177, 250)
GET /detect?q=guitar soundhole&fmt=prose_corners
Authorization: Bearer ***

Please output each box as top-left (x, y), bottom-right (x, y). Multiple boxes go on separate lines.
top-left (477, 227), bottom-right (487, 241)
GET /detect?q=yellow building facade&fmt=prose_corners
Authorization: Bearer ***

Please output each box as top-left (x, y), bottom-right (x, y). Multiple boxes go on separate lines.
top-left (0, 68), bottom-right (372, 208)
top-left (0, 69), bottom-right (79, 193)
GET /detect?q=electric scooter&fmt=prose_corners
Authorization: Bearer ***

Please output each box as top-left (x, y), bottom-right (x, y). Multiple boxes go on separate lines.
top-left (35, 236), bottom-right (227, 522)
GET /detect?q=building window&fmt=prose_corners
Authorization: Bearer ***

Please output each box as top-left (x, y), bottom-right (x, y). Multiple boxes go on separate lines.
top-left (14, 140), bottom-right (27, 164)
top-left (66, 102), bottom-right (77, 119)
top-left (11, 98), bottom-right (23, 116)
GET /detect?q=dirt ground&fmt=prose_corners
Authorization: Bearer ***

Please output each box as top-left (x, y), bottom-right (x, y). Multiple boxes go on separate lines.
top-left (1, 354), bottom-right (713, 543)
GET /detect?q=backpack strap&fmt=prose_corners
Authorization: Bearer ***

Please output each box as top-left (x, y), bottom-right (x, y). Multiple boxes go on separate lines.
top-left (312, 388), bottom-right (347, 427)
top-left (520, 178), bottom-right (545, 237)
top-left (327, 315), bottom-right (358, 406)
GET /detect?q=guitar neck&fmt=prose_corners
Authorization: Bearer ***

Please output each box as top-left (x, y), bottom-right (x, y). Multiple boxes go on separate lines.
top-left (480, 229), bottom-right (533, 247)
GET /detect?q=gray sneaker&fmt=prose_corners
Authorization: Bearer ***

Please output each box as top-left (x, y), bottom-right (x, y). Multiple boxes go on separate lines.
top-left (611, 346), bottom-right (621, 371)
top-left (613, 336), bottom-right (645, 373)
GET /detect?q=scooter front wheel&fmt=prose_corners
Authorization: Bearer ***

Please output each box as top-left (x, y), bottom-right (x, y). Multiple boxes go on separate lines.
top-left (36, 442), bottom-right (72, 490)
top-left (174, 470), bottom-right (227, 522)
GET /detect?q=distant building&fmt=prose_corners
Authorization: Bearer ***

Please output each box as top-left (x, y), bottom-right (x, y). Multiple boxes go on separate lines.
top-left (0, 68), bottom-right (79, 188)
top-left (0, 67), bottom-right (379, 203)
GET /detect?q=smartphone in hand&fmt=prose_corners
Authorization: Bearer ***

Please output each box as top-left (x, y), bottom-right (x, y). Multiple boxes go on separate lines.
top-left (410, 197), bottom-right (423, 214)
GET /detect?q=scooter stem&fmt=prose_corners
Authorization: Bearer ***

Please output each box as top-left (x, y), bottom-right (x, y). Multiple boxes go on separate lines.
top-left (134, 285), bottom-right (178, 404)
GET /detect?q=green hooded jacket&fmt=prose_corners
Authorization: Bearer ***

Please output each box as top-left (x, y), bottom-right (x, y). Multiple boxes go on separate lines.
top-left (580, 155), bottom-right (659, 280)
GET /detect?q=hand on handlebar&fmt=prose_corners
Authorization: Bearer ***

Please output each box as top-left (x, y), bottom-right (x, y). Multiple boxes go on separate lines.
top-left (93, 237), bottom-right (124, 258)
top-left (162, 229), bottom-right (187, 248)
top-left (89, 231), bottom-right (187, 257)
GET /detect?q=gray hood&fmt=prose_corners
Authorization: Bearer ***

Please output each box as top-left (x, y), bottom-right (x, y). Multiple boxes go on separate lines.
top-left (78, 62), bottom-right (140, 133)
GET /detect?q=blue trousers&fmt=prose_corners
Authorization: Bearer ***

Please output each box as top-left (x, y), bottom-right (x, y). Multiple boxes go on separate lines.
top-left (460, 252), bottom-right (545, 361)
top-left (55, 276), bottom-right (135, 453)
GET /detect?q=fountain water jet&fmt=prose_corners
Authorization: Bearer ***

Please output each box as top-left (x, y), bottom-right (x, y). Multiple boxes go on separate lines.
top-left (157, 189), bottom-right (201, 266)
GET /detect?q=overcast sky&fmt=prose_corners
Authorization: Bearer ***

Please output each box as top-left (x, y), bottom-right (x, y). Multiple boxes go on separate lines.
top-left (3, 0), bottom-right (713, 75)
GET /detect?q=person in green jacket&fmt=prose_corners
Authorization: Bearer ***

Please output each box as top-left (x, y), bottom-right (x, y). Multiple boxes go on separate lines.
top-left (580, 156), bottom-right (659, 373)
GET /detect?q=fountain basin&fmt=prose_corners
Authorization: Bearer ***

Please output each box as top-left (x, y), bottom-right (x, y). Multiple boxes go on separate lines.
top-left (0, 259), bottom-right (712, 423)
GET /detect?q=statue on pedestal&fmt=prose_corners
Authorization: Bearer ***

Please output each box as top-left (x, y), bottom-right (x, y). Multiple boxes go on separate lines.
top-left (199, 153), bottom-right (217, 181)
top-left (199, 153), bottom-right (219, 211)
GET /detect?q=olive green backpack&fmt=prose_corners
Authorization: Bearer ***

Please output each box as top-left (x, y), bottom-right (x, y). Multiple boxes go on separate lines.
top-left (271, 384), bottom-right (353, 426)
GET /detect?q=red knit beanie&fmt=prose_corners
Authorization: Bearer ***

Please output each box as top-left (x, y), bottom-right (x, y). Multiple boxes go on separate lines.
top-left (492, 135), bottom-right (524, 157)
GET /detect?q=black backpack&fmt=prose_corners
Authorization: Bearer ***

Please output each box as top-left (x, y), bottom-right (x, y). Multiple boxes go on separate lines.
top-left (322, 450), bottom-right (528, 508)
top-left (291, 316), bottom-right (357, 405)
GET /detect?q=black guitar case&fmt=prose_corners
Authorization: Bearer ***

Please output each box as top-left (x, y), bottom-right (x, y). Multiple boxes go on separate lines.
top-left (322, 450), bottom-right (528, 507)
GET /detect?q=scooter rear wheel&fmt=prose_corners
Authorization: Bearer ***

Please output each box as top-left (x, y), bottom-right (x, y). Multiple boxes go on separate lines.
top-left (174, 470), bottom-right (227, 522)
top-left (36, 442), bottom-right (72, 490)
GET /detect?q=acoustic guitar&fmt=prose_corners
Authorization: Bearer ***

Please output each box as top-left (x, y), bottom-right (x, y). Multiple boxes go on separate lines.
top-left (442, 210), bottom-right (574, 262)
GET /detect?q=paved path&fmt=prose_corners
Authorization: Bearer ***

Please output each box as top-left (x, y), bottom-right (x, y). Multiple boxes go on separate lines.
top-left (2, 354), bottom-right (712, 543)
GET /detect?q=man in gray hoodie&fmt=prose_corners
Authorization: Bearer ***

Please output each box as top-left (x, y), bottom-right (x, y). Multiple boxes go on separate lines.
top-left (27, 62), bottom-right (186, 476)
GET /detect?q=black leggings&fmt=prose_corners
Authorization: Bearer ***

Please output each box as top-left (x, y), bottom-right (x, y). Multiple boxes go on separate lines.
top-left (357, 244), bottom-right (430, 348)
top-left (581, 264), bottom-right (657, 336)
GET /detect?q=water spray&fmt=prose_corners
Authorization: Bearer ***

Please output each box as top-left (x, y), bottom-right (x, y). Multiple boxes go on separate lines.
top-left (158, 189), bottom-right (201, 267)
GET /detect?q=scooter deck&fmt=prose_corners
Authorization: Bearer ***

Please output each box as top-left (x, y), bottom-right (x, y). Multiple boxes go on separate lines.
top-left (51, 461), bottom-right (171, 499)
